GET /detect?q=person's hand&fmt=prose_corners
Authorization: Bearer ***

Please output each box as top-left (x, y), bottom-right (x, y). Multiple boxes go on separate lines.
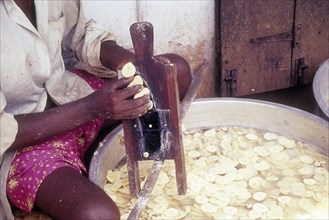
top-left (89, 76), bottom-right (151, 120)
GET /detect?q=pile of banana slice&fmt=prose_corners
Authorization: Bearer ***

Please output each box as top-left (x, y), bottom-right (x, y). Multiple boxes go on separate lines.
top-left (104, 126), bottom-right (329, 220)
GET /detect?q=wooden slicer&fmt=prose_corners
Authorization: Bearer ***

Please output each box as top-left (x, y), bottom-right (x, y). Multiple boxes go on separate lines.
top-left (122, 21), bottom-right (187, 202)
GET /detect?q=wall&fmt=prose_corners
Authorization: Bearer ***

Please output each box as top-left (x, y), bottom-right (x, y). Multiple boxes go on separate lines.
top-left (82, 0), bottom-right (216, 98)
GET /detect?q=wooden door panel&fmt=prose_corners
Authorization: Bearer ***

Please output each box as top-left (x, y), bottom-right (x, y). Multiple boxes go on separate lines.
top-left (219, 0), bottom-right (294, 96)
top-left (292, 0), bottom-right (329, 85)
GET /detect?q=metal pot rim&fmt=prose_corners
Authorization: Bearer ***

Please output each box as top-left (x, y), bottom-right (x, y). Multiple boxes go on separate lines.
top-left (191, 97), bottom-right (329, 126)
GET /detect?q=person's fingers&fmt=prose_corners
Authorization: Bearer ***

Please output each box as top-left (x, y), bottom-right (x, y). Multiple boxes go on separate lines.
top-left (114, 96), bottom-right (152, 119)
top-left (111, 95), bottom-right (150, 113)
top-left (104, 77), bottom-right (134, 92)
top-left (97, 77), bottom-right (153, 120)
top-left (126, 95), bottom-right (151, 110)
top-left (115, 84), bottom-right (145, 100)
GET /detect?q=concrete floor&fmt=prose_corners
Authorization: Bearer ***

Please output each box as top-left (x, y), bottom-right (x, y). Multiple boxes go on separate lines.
top-left (242, 84), bottom-right (329, 121)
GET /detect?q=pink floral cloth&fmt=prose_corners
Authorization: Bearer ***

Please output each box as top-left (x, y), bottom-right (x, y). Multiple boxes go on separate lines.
top-left (6, 70), bottom-right (105, 212)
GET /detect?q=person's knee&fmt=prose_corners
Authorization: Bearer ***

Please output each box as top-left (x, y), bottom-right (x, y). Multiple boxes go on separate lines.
top-left (156, 53), bottom-right (192, 101)
top-left (77, 198), bottom-right (120, 220)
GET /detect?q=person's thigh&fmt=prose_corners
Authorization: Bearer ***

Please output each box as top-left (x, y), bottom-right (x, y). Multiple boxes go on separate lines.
top-left (35, 167), bottom-right (120, 220)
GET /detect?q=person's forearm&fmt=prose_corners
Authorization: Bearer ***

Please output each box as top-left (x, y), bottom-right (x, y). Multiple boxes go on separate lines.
top-left (11, 96), bottom-right (96, 150)
top-left (100, 41), bottom-right (135, 70)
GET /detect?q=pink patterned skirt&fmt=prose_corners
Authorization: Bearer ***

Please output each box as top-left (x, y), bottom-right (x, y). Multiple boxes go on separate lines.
top-left (6, 70), bottom-right (105, 212)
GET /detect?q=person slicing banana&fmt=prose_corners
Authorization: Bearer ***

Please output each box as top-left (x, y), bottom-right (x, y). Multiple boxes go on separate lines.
top-left (0, 0), bottom-right (191, 219)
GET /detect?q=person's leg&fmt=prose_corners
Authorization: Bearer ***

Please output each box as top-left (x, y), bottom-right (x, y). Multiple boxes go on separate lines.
top-left (6, 116), bottom-right (113, 219)
top-left (35, 167), bottom-right (120, 220)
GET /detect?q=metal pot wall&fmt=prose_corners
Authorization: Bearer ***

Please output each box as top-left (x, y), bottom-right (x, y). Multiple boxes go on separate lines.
top-left (88, 98), bottom-right (329, 188)
top-left (313, 59), bottom-right (329, 118)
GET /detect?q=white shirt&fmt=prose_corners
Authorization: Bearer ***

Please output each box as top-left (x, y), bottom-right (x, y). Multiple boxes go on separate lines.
top-left (0, 0), bottom-right (117, 218)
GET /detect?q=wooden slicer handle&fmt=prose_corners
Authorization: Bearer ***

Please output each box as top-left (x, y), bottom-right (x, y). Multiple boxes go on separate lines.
top-left (130, 22), bottom-right (154, 63)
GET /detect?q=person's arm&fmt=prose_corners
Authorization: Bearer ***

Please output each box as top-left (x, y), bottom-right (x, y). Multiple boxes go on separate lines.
top-left (63, 0), bottom-right (136, 77)
top-left (10, 77), bottom-right (150, 150)
top-left (100, 40), bottom-right (135, 70)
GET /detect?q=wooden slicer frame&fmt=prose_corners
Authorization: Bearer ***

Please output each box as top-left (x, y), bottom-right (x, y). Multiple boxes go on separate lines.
top-left (122, 22), bottom-right (187, 197)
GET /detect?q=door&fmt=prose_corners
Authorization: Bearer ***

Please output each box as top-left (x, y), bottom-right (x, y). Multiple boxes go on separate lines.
top-left (291, 0), bottom-right (329, 86)
top-left (218, 0), bottom-right (329, 97)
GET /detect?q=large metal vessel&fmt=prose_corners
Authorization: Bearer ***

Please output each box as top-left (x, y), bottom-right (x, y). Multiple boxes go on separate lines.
top-left (313, 59), bottom-right (329, 118)
top-left (89, 98), bottom-right (329, 188)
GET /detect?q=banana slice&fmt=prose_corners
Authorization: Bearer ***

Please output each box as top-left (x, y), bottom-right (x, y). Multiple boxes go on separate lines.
top-left (252, 203), bottom-right (269, 214)
top-left (263, 132), bottom-right (277, 140)
top-left (224, 185), bottom-right (239, 197)
top-left (290, 182), bottom-right (306, 197)
top-left (193, 159), bottom-right (207, 168)
top-left (297, 165), bottom-right (314, 175)
top-left (252, 192), bottom-right (267, 201)
top-left (205, 183), bottom-right (218, 195)
top-left (238, 157), bottom-right (251, 165)
top-left (203, 128), bottom-right (217, 137)
top-left (278, 136), bottom-right (296, 148)
top-left (134, 87), bottom-right (150, 99)
top-left (200, 203), bottom-right (218, 213)
top-left (120, 213), bottom-right (129, 219)
top-left (303, 178), bottom-right (316, 185)
top-left (253, 146), bottom-right (269, 157)
top-left (267, 144), bottom-right (284, 153)
top-left (195, 195), bottom-right (209, 204)
top-left (204, 173), bottom-right (216, 182)
top-left (163, 208), bottom-right (179, 218)
top-left (188, 150), bottom-right (201, 158)
top-left (248, 176), bottom-right (263, 189)
top-left (248, 209), bottom-right (262, 219)
top-left (277, 195), bottom-right (292, 204)
top-left (223, 206), bottom-right (238, 215)
top-left (208, 196), bottom-right (230, 208)
top-left (206, 145), bottom-right (218, 154)
top-left (299, 155), bottom-right (314, 164)
top-left (147, 100), bottom-right (153, 110)
top-left (121, 62), bottom-right (136, 77)
top-left (106, 170), bottom-right (116, 183)
top-left (245, 133), bottom-right (258, 141)
top-left (128, 75), bottom-right (144, 87)
top-left (237, 188), bottom-right (251, 200)
top-left (133, 88), bottom-right (153, 111)
top-left (254, 160), bottom-right (271, 171)
top-left (157, 172), bottom-right (169, 186)
top-left (298, 198), bottom-right (315, 212)
top-left (282, 168), bottom-right (296, 176)
top-left (315, 167), bottom-right (328, 175)
top-left (266, 175), bottom-right (279, 182)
